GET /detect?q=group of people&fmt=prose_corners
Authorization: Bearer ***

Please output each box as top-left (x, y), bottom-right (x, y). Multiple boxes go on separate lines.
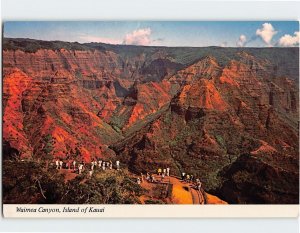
top-left (54, 159), bottom-right (121, 177)
top-left (136, 167), bottom-right (203, 192)
top-left (136, 172), bottom-right (158, 184)
top-left (181, 172), bottom-right (195, 183)
top-left (157, 167), bottom-right (170, 177)
top-left (181, 172), bottom-right (202, 191)
top-left (55, 160), bottom-right (64, 170)
top-left (147, 167), bottom-right (171, 183)
top-left (135, 167), bottom-right (171, 185)
top-left (90, 160), bottom-right (120, 171)
top-left (55, 159), bottom-right (79, 170)
top-left (55, 159), bottom-right (203, 191)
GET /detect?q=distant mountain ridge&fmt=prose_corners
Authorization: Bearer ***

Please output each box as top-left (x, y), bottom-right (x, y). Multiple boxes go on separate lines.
top-left (3, 37), bottom-right (299, 80)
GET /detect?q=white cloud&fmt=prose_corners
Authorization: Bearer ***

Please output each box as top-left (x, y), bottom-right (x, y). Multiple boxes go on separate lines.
top-left (78, 28), bottom-right (153, 46)
top-left (236, 35), bottom-right (247, 47)
top-left (220, 41), bottom-right (228, 47)
top-left (256, 23), bottom-right (277, 45)
top-left (79, 35), bottom-right (121, 44)
top-left (123, 28), bottom-right (152, 46)
top-left (278, 31), bottom-right (300, 47)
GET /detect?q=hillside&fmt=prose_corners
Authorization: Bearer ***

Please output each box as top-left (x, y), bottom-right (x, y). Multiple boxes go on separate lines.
top-left (2, 38), bottom-right (299, 204)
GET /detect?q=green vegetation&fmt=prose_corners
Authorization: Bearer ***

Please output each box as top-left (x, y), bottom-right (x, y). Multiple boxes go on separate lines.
top-left (3, 160), bottom-right (145, 204)
top-left (3, 160), bottom-right (65, 204)
top-left (111, 124), bottom-right (122, 133)
top-left (3, 38), bottom-right (96, 53)
top-left (64, 170), bottom-right (144, 204)
top-left (42, 134), bottom-right (54, 155)
top-left (232, 171), bottom-right (252, 184)
top-left (215, 135), bottom-right (225, 147)
top-left (218, 154), bottom-right (299, 204)
top-left (41, 134), bottom-right (54, 169)
top-left (75, 69), bottom-right (83, 79)
top-left (93, 124), bottom-right (122, 144)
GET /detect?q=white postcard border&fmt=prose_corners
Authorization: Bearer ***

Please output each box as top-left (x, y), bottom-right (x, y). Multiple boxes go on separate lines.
top-left (3, 204), bottom-right (299, 218)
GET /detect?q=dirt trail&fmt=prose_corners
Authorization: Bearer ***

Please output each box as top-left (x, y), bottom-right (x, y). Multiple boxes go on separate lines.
top-left (190, 186), bottom-right (203, 204)
top-left (152, 175), bottom-right (205, 204)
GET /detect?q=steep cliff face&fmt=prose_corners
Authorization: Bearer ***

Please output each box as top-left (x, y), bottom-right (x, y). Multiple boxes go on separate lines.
top-left (3, 38), bottom-right (299, 203)
top-left (3, 63), bottom-right (123, 161)
top-left (3, 69), bottom-right (33, 157)
top-left (3, 45), bottom-right (181, 161)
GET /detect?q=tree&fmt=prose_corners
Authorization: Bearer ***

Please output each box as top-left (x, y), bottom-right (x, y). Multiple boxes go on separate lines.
top-left (3, 140), bottom-right (20, 161)
top-left (3, 160), bottom-right (65, 204)
top-left (41, 134), bottom-right (54, 170)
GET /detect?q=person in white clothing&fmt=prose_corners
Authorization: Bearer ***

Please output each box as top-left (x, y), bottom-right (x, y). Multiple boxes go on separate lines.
top-left (182, 172), bottom-right (186, 181)
top-left (116, 160), bottom-right (120, 170)
top-left (196, 179), bottom-right (202, 191)
top-left (59, 160), bottom-right (63, 169)
top-left (79, 164), bottom-right (84, 174)
top-left (73, 160), bottom-right (76, 170)
top-left (166, 167), bottom-right (170, 176)
top-left (163, 168), bottom-right (166, 176)
top-left (55, 160), bottom-right (59, 169)
top-left (146, 172), bottom-right (150, 181)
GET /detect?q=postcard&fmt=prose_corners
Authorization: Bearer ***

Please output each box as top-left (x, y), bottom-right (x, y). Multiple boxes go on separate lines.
top-left (2, 21), bottom-right (299, 218)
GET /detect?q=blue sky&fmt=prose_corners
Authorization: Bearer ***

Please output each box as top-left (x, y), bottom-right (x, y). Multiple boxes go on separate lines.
top-left (3, 21), bottom-right (299, 47)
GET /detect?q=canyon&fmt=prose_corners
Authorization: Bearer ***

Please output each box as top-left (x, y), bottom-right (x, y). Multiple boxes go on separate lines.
top-left (2, 38), bottom-right (299, 204)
